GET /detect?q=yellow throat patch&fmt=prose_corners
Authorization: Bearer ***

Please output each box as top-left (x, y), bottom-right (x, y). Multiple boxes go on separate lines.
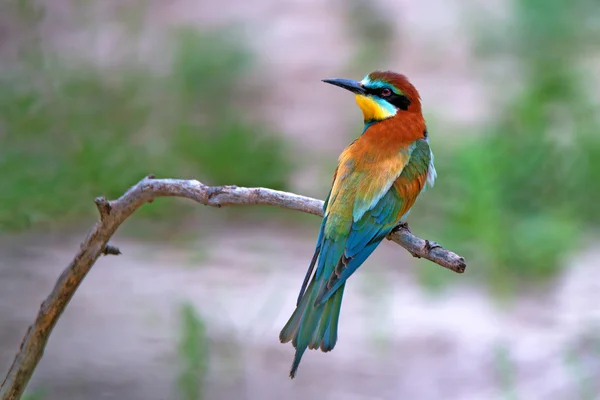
top-left (354, 94), bottom-right (396, 121)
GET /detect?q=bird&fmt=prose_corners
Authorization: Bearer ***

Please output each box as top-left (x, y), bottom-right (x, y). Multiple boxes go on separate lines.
top-left (278, 70), bottom-right (437, 378)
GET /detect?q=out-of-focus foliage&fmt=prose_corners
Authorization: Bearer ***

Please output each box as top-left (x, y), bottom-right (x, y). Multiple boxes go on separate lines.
top-left (415, 0), bottom-right (600, 295)
top-left (21, 390), bottom-right (45, 400)
top-left (169, 28), bottom-right (293, 190)
top-left (493, 342), bottom-right (519, 400)
top-left (0, 6), bottom-right (293, 233)
top-left (0, 67), bottom-right (159, 229)
top-left (177, 302), bottom-right (209, 400)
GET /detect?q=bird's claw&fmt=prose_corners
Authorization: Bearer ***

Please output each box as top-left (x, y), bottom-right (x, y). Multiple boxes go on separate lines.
top-left (393, 222), bottom-right (411, 234)
top-left (424, 240), bottom-right (441, 251)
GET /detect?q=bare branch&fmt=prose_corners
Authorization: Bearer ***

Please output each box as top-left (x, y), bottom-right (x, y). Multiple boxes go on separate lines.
top-left (0, 177), bottom-right (466, 400)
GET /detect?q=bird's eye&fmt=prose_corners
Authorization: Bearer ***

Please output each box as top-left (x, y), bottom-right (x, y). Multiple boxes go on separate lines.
top-left (381, 88), bottom-right (392, 97)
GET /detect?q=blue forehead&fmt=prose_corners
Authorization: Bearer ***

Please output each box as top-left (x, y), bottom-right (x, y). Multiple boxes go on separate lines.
top-left (360, 76), bottom-right (401, 94)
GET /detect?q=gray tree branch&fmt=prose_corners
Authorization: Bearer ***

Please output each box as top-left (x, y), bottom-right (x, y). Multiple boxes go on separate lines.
top-left (0, 176), bottom-right (466, 400)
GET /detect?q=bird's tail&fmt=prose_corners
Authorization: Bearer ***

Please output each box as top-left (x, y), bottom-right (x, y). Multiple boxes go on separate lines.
top-left (279, 276), bottom-right (345, 379)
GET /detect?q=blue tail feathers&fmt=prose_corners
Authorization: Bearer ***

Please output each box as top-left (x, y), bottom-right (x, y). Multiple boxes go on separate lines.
top-left (279, 275), bottom-right (346, 378)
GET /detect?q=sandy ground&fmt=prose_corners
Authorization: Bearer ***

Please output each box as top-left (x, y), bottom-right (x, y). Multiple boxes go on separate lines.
top-left (1, 0), bottom-right (600, 399)
top-left (1, 224), bottom-right (599, 400)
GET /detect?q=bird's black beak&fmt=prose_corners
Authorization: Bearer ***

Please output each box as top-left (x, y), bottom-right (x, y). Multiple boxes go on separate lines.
top-left (322, 78), bottom-right (366, 95)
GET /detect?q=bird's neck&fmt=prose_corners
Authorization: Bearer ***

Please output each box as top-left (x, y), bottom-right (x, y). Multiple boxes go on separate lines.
top-left (361, 113), bottom-right (403, 133)
top-left (361, 113), bottom-right (426, 145)
top-left (362, 119), bottom-right (380, 132)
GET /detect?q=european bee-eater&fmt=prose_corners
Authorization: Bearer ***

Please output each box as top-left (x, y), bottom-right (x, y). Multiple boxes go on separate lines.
top-left (279, 71), bottom-right (436, 378)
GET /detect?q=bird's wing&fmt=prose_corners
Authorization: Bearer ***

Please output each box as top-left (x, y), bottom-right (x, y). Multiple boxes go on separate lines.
top-left (295, 166), bottom-right (338, 305)
top-left (315, 138), bottom-right (432, 305)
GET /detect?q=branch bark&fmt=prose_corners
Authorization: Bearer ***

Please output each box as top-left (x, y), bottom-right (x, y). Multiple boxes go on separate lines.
top-left (0, 176), bottom-right (466, 400)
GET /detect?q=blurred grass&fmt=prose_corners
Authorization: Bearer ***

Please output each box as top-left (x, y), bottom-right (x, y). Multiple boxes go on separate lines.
top-left (493, 342), bottom-right (519, 400)
top-left (167, 27), bottom-right (294, 190)
top-left (0, 9), bottom-right (294, 233)
top-left (564, 346), bottom-right (596, 400)
top-left (177, 302), bottom-right (209, 400)
top-left (413, 0), bottom-right (600, 296)
top-left (21, 390), bottom-right (45, 400)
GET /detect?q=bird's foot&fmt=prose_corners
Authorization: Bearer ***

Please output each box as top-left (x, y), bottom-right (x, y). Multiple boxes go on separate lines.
top-left (408, 240), bottom-right (442, 259)
top-left (393, 222), bottom-right (411, 234)
top-left (424, 240), bottom-right (442, 252)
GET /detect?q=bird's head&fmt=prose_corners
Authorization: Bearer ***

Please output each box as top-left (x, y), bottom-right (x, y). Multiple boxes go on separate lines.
top-left (322, 70), bottom-right (421, 124)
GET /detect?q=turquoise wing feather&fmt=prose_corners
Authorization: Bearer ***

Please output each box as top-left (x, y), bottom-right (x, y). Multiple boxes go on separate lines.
top-left (315, 138), bottom-right (432, 305)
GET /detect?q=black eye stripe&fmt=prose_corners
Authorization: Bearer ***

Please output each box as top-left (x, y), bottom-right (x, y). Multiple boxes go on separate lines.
top-left (364, 86), bottom-right (411, 111)
top-left (364, 87), bottom-right (390, 96)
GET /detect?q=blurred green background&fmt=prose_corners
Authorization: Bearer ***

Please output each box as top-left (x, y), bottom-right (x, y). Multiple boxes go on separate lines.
top-left (1, 0), bottom-right (600, 399)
